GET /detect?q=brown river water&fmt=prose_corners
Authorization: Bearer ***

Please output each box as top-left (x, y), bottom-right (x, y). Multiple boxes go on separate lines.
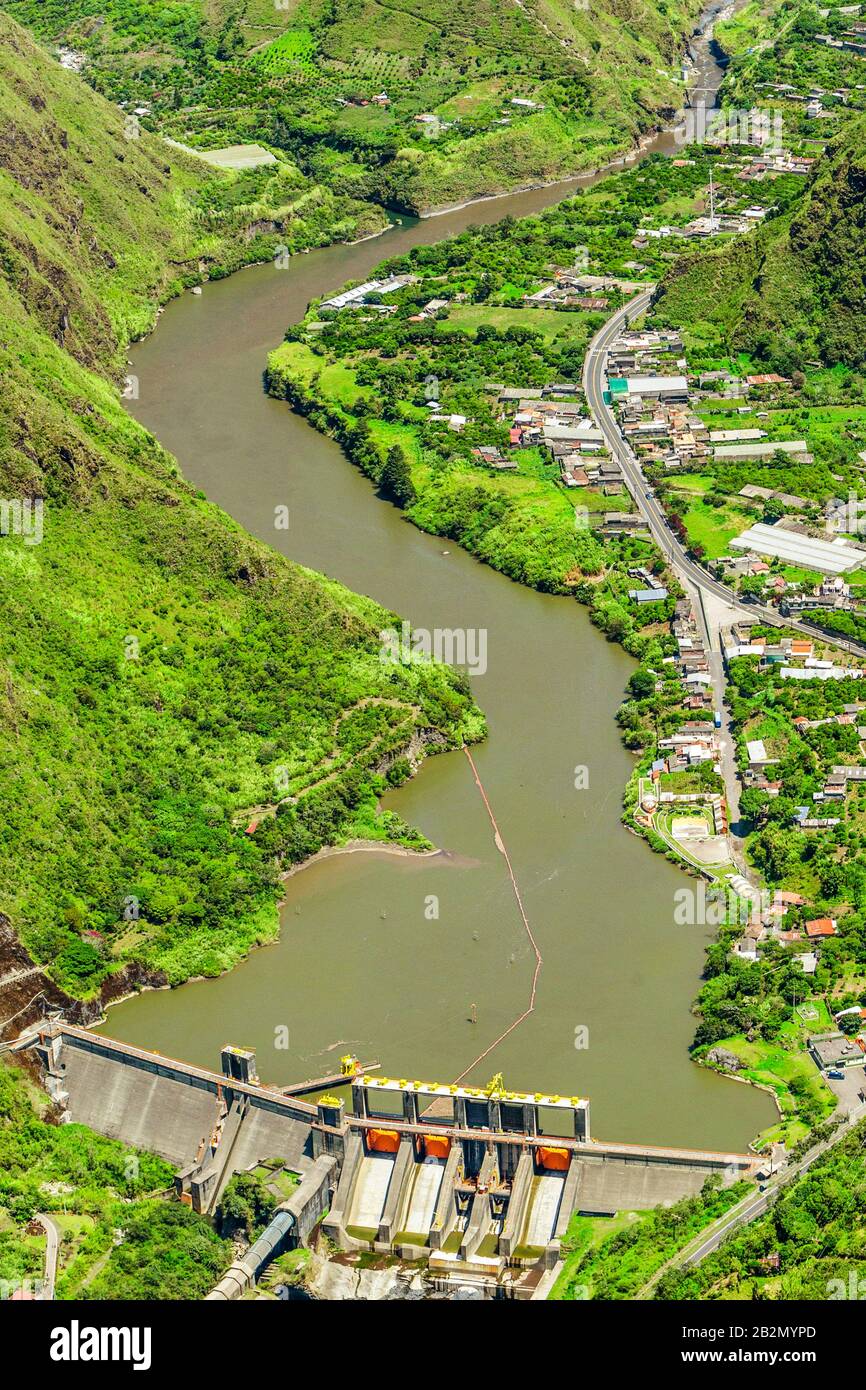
top-left (106, 10), bottom-right (774, 1148)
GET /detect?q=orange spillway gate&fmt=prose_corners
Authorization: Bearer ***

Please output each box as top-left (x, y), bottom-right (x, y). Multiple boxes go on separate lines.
top-left (423, 1134), bottom-right (451, 1160)
top-left (367, 1128), bottom-right (400, 1153)
top-left (538, 1145), bottom-right (569, 1171)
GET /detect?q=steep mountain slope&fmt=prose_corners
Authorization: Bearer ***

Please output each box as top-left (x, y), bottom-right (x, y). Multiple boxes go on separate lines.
top-left (2, 0), bottom-right (703, 212)
top-left (651, 115), bottom-right (866, 370)
top-left (0, 15), bottom-right (482, 998)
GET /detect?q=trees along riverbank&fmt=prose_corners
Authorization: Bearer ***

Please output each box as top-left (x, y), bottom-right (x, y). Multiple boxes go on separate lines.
top-left (265, 137), bottom-right (863, 1149)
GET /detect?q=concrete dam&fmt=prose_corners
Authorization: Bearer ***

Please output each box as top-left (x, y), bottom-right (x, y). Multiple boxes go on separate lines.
top-left (17, 1022), bottom-right (762, 1296)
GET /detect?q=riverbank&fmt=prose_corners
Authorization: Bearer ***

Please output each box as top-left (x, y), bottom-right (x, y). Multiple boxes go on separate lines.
top-left (280, 839), bottom-right (444, 882)
top-left (413, 117), bottom-right (690, 221)
top-left (111, 13), bottom-right (775, 1148)
top-left (130, 1), bottom-right (737, 337)
top-left (252, 13), bottom-right (841, 1149)
top-left (263, 289), bottom-right (797, 1132)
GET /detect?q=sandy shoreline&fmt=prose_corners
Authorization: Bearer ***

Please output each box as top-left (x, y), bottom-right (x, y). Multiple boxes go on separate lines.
top-left (279, 838), bottom-right (443, 885)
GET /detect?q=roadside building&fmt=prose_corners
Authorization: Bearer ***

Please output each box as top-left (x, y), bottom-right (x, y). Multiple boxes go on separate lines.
top-left (809, 1032), bottom-right (864, 1071)
top-left (628, 588), bottom-right (669, 603)
top-left (609, 375), bottom-right (689, 403)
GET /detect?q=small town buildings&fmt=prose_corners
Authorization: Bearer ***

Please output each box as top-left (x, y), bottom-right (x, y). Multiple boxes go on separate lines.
top-left (746, 739), bottom-right (775, 767)
top-left (714, 429), bottom-right (766, 443)
top-left (714, 440), bottom-right (808, 460)
top-left (731, 524), bottom-right (865, 575)
top-left (609, 375), bottom-right (690, 402)
top-left (595, 512), bottom-right (649, 536)
top-left (629, 587), bottom-right (669, 603)
top-left (471, 446), bottom-right (518, 471)
top-left (320, 274), bottom-right (417, 312)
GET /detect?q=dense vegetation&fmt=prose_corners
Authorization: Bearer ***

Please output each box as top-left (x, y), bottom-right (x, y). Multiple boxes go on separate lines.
top-left (552, 1176), bottom-right (752, 1300)
top-left (719, 0), bottom-right (866, 118)
top-left (1, 0), bottom-right (706, 214)
top-left (656, 1116), bottom-right (866, 1299)
top-left (725, 646), bottom-right (866, 962)
top-left (653, 112), bottom-right (866, 371)
top-left (0, 1059), bottom-right (229, 1299)
top-left (0, 14), bottom-right (482, 996)
top-left (217, 1169), bottom-right (279, 1239)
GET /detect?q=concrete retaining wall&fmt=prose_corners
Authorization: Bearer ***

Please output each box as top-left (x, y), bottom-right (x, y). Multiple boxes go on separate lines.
top-left (428, 1143), bottom-right (462, 1251)
top-left (55, 1036), bottom-right (221, 1168)
top-left (500, 1151), bottom-right (533, 1258)
top-left (35, 1027), bottom-right (314, 1182)
top-left (573, 1152), bottom-right (724, 1213)
top-left (322, 1131), bottom-right (362, 1244)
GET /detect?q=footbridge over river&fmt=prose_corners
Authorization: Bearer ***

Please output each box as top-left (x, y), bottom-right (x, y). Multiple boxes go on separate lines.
top-left (15, 1023), bottom-right (762, 1294)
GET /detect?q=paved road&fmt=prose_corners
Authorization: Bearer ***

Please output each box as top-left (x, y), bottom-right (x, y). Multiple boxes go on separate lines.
top-left (36, 1213), bottom-right (60, 1300)
top-left (687, 1101), bottom-right (866, 1266)
top-left (583, 293), bottom-right (866, 865)
top-left (584, 301), bottom-right (866, 1291)
top-left (640, 1101), bottom-right (866, 1296)
top-left (582, 294), bottom-right (866, 662)
top-left (583, 294), bottom-right (755, 866)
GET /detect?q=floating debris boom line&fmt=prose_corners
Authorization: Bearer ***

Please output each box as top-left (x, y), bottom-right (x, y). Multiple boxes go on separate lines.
top-left (454, 747), bottom-right (544, 1083)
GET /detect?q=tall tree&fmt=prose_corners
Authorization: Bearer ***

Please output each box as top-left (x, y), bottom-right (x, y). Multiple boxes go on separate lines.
top-left (379, 445), bottom-right (416, 507)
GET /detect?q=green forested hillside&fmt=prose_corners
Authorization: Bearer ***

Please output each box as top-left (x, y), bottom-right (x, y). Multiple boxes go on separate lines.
top-left (655, 1118), bottom-right (866, 1300)
top-left (0, 14), bottom-right (482, 996)
top-left (0, 1059), bottom-right (230, 1298)
top-left (652, 115), bottom-right (866, 370)
top-left (1, 0), bottom-right (702, 213)
top-left (0, 12), bottom-right (382, 365)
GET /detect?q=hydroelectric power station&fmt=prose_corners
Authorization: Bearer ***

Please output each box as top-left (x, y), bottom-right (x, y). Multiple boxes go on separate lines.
top-left (14, 1020), bottom-right (760, 1299)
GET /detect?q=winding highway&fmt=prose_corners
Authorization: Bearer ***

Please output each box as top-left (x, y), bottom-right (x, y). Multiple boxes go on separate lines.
top-left (583, 290), bottom-right (763, 851)
top-left (583, 291), bottom-right (866, 853)
top-left (583, 295), bottom-right (866, 1292)
top-left (582, 291), bottom-right (866, 661)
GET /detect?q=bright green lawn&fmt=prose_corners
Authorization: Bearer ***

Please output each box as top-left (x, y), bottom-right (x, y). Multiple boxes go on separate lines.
top-left (681, 498), bottom-right (752, 558)
top-left (711, 1034), bottom-right (835, 1148)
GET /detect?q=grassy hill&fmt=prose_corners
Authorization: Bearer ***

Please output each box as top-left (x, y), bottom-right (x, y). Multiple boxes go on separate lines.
top-left (0, 13), bottom-right (482, 999)
top-left (1, 0), bottom-right (703, 213)
top-left (651, 114), bottom-right (866, 370)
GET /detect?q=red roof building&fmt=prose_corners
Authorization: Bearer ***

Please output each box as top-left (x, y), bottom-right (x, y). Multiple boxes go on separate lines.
top-left (805, 917), bottom-right (837, 939)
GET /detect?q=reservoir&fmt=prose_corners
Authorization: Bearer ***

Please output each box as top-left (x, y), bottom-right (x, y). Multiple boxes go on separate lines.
top-left (107, 10), bottom-right (775, 1149)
